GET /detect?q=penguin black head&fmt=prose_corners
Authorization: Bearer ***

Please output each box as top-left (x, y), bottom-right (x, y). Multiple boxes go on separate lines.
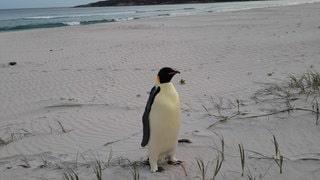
top-left (157, 67), bottom-right (180, 84)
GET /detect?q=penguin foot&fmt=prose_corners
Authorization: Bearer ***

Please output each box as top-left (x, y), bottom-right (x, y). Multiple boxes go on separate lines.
top-left (156, 166), bottom-right (164, 172)
top-left (143, 159), bottom-right (150, 166)
top-left (167, 160), bottom-right (182, 165)
top-left (146, 158), bottom-right (164, 173)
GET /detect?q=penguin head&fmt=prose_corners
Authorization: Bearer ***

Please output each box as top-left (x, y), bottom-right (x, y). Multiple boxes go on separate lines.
top-left (157, 67), bottom-right (180, 84)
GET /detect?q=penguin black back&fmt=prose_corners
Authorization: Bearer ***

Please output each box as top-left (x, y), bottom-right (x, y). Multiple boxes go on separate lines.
top-left (141, 86), bottom-right (160, 147)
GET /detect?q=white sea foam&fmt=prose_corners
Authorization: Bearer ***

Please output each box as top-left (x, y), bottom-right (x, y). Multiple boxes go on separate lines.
top-left (24, 16), bottom-right (57, 19)
top-left (63, 21), bottom-right (81, 26)
top-left (24, 11), bottom-right (136, 20)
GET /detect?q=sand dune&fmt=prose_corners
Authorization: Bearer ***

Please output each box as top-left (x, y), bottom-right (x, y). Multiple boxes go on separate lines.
top-left (1, 2), bottom-right (320, 180)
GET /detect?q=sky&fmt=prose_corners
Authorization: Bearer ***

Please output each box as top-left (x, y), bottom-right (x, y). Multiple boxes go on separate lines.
top-left (0, 0), bottom-right (99, 9)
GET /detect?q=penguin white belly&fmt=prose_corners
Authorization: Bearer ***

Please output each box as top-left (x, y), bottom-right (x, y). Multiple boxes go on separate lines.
top-left (149, 98), bottom-right (180, 153)
top-left (147, 83), bottom-right (180, 172)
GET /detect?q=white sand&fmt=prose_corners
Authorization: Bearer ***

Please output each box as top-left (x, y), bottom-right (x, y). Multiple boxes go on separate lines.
top-left (1, 2), bottom-right (320, 180)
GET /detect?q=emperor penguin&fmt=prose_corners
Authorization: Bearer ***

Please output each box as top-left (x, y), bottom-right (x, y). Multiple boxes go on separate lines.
top-left (141, 67), bottom-right (182, 172)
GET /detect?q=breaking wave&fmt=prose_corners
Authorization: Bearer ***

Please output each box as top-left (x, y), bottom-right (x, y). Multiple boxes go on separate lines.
top-left (0, 19), bottom-right (116, 32)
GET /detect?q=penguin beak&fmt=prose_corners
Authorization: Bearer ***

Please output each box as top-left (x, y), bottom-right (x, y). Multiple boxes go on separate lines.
top-left (169, 70), bottom-right (180, 75)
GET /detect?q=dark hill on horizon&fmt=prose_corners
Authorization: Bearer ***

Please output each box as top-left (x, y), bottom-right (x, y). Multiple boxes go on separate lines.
top-left (75, 0), bottom-right (266, 7)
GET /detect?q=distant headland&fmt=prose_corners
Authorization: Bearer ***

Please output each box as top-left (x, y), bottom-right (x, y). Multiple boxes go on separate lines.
top-left (75, 0), bottom-right (266, 7)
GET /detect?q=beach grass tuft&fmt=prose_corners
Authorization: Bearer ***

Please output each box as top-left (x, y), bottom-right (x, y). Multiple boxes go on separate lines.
top-left (248, 70), bottom-right (320, 125)
top-left (205, 97), bottom-right (246, 128)
top-left (238, 144), bottom-right (245, 177)
top-left (212, 132), bottom-right (225, 161)
top-left (212, 152), bottom-right (223, 180)
top-left (289, 71), bottom-right (320, 94)
top-left (1, 128), bottom-right (34, 146)
top-left (246, 167), bottom-right (259, 180)
top-left (57, 121), bottom-right (67, 134)
top-left (106, 148), bottom-right (113, 167)
top-left (272, 135), bottom-right (283, 174)
top-left (39, 156), bottom-right (48, 168)
top-left (195, 151), bottom-right (223, 180)
top-left (195, 158), bottom-right (208, 180)
top-left (128, 160), bottom-right (140, 180)
top-left (92, 158), bottom-right (103, 180)
top-left (19, 154), bottom-right (31, 168)
top-left (220, 135), bottom-right (225, 162)
top-left (312, 100), bottom-right (319, 125)
top-left (0, 137), bottom-right (8, 146)
top-left (63, 167), bottom-right (79, 180)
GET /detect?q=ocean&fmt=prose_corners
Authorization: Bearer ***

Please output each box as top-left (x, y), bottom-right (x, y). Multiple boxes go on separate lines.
top-left (0, 0), bottom-right (319, 32)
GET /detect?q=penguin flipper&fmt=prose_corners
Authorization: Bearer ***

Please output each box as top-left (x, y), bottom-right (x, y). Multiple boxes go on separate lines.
top-left (141, 86), bottom-right (160, 147)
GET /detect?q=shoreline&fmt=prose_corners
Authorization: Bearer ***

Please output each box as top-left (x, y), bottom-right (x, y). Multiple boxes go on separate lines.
top-left (1, 1), bottom-right (320, 33)
top-left (74, 0), bottom-right (267, 7)
top-left (1, 2), bottom-right (320, 179)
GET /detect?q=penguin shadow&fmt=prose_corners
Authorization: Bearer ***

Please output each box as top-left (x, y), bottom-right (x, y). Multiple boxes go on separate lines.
top-left (142, 156), bottom-right (183, 172)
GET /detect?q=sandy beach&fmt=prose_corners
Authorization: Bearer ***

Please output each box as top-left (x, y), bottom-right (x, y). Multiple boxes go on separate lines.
top-left (1, 2), bottom-right (320, 180)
